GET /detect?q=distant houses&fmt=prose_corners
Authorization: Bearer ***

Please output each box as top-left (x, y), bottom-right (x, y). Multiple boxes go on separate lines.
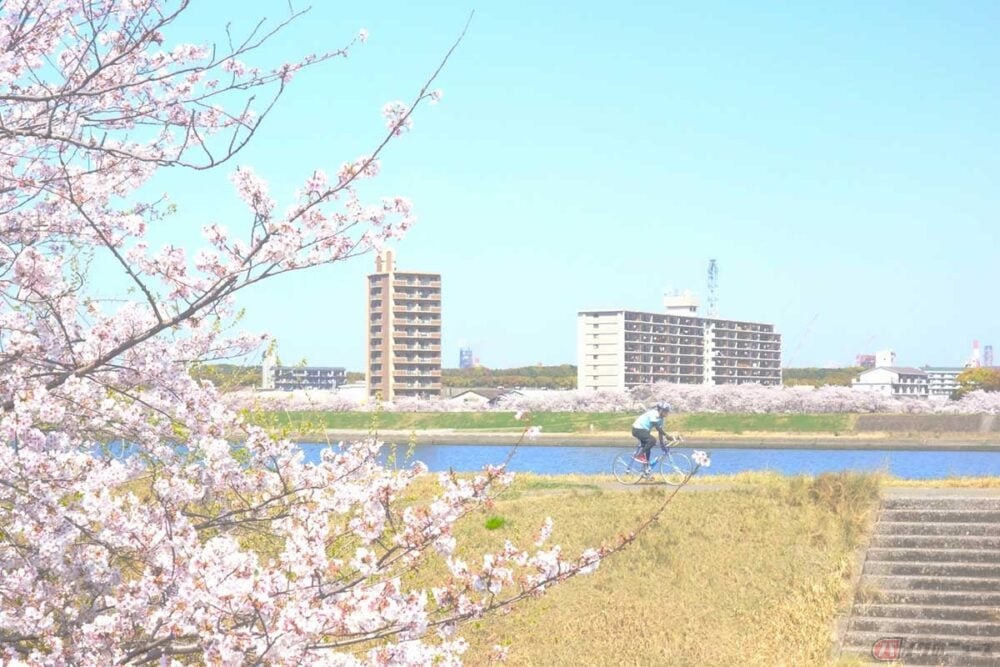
top-left (851, 350), bottom-right (963, 399)
top-left (445, 387), bottom-right (523, 407)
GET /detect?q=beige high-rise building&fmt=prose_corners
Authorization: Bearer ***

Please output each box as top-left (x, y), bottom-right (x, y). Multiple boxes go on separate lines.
top-left (366, 250), bottom-right (442, 401)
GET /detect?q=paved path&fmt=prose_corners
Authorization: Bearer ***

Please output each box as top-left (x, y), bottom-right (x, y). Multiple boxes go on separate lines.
top-left (884, 487), bottom-right (1000, 497)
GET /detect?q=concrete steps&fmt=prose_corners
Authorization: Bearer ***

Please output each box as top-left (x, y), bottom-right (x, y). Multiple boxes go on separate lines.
top-left (839, 492), bottom-right (1000, 666)
top-left (876, 522), bottom-right (1000, 536)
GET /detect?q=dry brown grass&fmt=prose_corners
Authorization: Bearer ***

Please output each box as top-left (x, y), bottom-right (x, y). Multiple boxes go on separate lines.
top-left (444, 472), bottom-right (881, 666)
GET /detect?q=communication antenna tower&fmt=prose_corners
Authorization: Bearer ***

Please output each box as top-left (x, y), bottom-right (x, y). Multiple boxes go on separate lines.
top-left (707, 259), bottom-right (719, 317)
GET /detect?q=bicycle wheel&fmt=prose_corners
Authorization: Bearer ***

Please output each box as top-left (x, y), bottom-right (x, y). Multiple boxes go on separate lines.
top-left (659, 450), bottom-right (693, 486)
top-left (612, 453), bottom-right (643, 485)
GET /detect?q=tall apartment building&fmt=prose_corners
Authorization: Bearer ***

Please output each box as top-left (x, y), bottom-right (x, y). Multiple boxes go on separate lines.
top-left (577, 295), bottom-right (781, 391)
top-left (366, 250), bottom-right (442, 400)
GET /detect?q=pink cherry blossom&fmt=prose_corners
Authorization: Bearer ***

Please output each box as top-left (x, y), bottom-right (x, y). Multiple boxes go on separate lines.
top-left (383, 101), bottom-right (413, 135)
top-left (0, 4), bottom-right (684, 663)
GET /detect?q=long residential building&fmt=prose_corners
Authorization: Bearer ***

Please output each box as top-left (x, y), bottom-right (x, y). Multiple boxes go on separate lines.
top-left (367, 250), bottom-right (442, 401)
top-left (261, 361), bottom-right (346, 391)
top-left (922, 366), bottom-right (963, 398)
top-left (577, 298), bottom-right (782, 391)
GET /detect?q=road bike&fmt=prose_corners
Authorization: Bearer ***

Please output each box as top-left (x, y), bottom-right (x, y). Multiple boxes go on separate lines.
top-left (612, 436), bottom-right (693, 486)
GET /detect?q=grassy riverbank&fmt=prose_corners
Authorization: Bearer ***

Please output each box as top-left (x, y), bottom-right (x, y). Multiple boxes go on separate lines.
top-left (442, 471), bottom-right (881, 665)
top-left (253, 411), bottom-right (854, 434)
top-left (246, 410), bottom-right (1000, 445)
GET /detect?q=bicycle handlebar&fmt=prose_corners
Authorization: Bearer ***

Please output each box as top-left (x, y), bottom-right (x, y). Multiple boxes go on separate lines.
top-left (660, 434), bottom-right (684, 448)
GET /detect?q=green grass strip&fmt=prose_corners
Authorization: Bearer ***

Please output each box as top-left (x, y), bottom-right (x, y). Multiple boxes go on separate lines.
top-left (250, 411), bottom-right (853, 434)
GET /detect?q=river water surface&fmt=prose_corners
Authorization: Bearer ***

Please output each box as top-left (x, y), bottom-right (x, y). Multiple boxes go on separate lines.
top-left (299, 443), bottom-right (1000, 480)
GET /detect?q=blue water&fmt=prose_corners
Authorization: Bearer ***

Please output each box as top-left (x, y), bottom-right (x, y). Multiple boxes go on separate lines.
top-left (298, 443), bottom-right (1000, 480)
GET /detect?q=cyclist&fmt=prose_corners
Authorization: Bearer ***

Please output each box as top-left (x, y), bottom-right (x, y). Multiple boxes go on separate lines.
top-left (631, 402), bottom-right (674, 465)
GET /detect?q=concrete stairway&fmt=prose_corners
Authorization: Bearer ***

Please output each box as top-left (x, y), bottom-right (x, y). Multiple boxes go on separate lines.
top-left (840, 492), bottom-right (1000, 666)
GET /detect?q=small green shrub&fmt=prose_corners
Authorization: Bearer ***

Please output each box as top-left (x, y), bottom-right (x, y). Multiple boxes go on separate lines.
top-left (484, 515), bottom-right (506, 530)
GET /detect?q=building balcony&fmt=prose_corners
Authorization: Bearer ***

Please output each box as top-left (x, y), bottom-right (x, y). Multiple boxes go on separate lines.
top-left (713, 352), bottom-right (782, 361)
top-left (392, 302), bottom-right (441, 312)
top-left (393, 331), bottom-right (441, 340)
top-left (394, 380), bottom-right (442, 389)
top-left (393, 369), bottom-right (442, 376)
top-left (713, 335), bottom-right (781, 345)
top-left (393, 343), bottom-right (441, 352)
top-left (392, 279), bottom-right (441, 289)
top-left (393, 291), bottom-right (440, 300)
top-left (711, 321), bottom-right (774, 332)
top-left (392, 297), bottom-right (440, 307)
top-left (395, 318), bottom-right (442, 327)
top-left (393, 357), bottom-right (441, 366)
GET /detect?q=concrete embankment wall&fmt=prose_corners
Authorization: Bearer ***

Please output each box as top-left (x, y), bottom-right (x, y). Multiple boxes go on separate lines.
top-left (854, 414), bottom-right (997, 433)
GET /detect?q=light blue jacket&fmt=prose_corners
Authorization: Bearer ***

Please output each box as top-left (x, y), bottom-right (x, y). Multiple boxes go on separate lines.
top-left (632, 408), bottom-right (664, 432)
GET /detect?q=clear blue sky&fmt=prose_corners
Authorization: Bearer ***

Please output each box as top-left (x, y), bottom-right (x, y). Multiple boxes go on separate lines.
top-left (128, 1), bottom-right (1000, 371)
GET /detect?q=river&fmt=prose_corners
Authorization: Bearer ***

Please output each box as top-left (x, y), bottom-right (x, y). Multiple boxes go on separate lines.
top-left (298, 443), bottom-right (1000, 479)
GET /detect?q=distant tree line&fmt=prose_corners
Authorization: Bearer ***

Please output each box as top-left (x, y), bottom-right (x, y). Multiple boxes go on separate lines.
top-left (189, 363), bottom-right (260, 389)
top-left (192, 364), bottom-right (580, 390)
top-left (954, 367), bottom-right (1000, 398)
top-left (781, 367), bottom-right (863, 387)
top-left (442, 364), bottom-right (577, 389)
top-left (190, 365), bottom-right (366, 388)
top-left (193, 363), bottom-right (903, 392)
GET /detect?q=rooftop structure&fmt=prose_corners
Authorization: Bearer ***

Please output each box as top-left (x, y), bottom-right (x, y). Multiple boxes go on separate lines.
top-left (663, 290), bottom-right (700, 315)
top-left (875, 349), bottom-right (896, 368)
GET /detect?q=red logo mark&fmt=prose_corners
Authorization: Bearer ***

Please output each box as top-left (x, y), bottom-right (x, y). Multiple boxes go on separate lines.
top-left (872, 637), bottom-right (903, 661)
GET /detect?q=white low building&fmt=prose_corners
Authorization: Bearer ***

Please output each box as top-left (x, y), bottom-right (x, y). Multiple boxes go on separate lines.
top-left (851, 367), bottom-right (929, 398)
top-left (921, 367), bottom-right (963, 399)
top-left (445, 388), bottom-right (523, 407)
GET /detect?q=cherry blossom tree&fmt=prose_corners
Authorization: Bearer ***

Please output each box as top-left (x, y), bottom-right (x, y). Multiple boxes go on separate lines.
top-left (229, 384), bottom-right (1000, 415)
top-left (1, 3), bottom-right (698, 663)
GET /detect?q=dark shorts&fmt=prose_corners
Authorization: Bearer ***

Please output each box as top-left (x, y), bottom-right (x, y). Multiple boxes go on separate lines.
top-left (632, 427), bottom-right (657, 450)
